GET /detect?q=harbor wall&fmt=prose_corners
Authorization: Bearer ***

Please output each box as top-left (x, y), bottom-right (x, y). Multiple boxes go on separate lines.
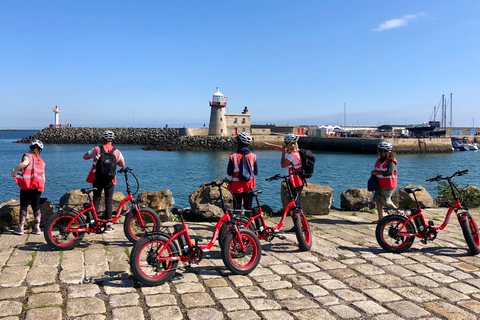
top-left (16, 127), bottom-right (453, 154)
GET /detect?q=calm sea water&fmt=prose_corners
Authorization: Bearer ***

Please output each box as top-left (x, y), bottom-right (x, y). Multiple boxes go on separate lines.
top-left (1, 130), bottom-right (480, 210)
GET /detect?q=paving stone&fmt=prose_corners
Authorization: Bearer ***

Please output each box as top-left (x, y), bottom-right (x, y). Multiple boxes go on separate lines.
top-left (466, 278), bottom-right (480, 288)
top-left (341, 258), bottom-right (366, 266)
top-left (280, 298), bottom-right (319, 311)
top-left (285, 274), bottom-right (312, 285)
top-left (404, 263), bottom-right (434, 274)
top-left (368, 274), bottom-right (408, 288)
top-left (307, 271), bottom-right (332, 281)
top-left (352, 300), bottom-right (388, 314)
top-left (426, 262), bottom-right (457, 271)
top-left (103, 279), bottom-right (136, 294)
top-left (140, 283), bottom-right (170, 295)
top-left (329, 304), bottom-right (362, 319)
top-left (367, 257), bottom-right (394, 266)
top-left (187, 307), bottom-right (224, 320)
top-left (252, 274), bottom-right (282, 283)
top-left (316, 260), bottom-right (346, 270)
top-left (319, 279), bottom-right (348, 290)
top-left (450, 270), bottom-right (473, 280)
top-left (67, 284), bottom-right (101, 298)
top-left (429, 286), bottom-right (470, 301)
top-left (145, 294), bottom-right (176, 307)
top-left (405, 275), bottom-right (439, 288)
top-left (229, 275), bottom-right (253, 287)
top-left (25, 307), bottom-right (62, 320)
top-left (0, 300), bottom-right (23, 317)
top-left (387, 300), bottom-right (431, 318)
top-left (333, 289), bottom-right (367, 302)
top-left (0, 286), bottom-right (27, 299)
top-left (344, 276), bottom-right (379, 290)
top-left (250, 298), bottom-right (281, 311)
top-left (292, 262), bottom-right (321, 273)
top-left (423, 272), bottom-right (457, 283)
top-left (327, 267), bottom-right (358, 279)
top-left (424, 301), bottom-right (477, 320)
top-left (219, 298), bottom-right (249, 312)
top-left (226, 310), bottom-right (260, 320)
top-left (181, 292), bottom-right (215, 308)
top-left (109, 293), bottom-right (139, 308)
top-left (239, 285), bottom-right (267, 298)
top-left (203, 277), bottom-right (228, 287)
top-left (66, 297), bottom-right (106, 317)
top-left (27, 292), bottom-right (63, 309)
top-left (458, 300), bottom-right (480, 314)
top-left (31, 284), bottom-right (60, 294)
top-left (351, 263), bottom-right (385, 276)
top-left (452, 262), bottom-right (479, 272)
top-left (0, 266), bottom-right (29, 287)
top-left (393, 286), bottom-right (439, 302)
top-left (111, 306), bottom-right (144, 320)
top-left (383, 264), bottom-right (415, 277)
top-left (272, 288), bottom-right (304, 300)
top-left (261, 310), bottom-right (294, 320)
top-left (363, 288), bottom-right (402, 302)
top-left (211, 286), bottom-right (238, 299)
top-left (26, 266), bottom-right (57, 286)
top-left (148, 306), bottom-right (183, 320)
top-left (175, 282), bottom-right (205, 294)
top-left (269, 264), bottom-right (296, 275)
top-left (302, 284), bottom-right (329, 297)
top-left (259, 280), bottom-right (292, 291)
top-left (294, 308), bottom-right (336, 320)
top-left (449, 282), bottom-right (480, 294)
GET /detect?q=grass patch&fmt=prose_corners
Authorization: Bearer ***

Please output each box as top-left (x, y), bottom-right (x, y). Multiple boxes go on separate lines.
top-left (59, 251), bottom-right (64, 263)
top-left (26, 251), bottom-right (38, 268)
top-left (359, 208), bottom-right (376, 214)
top-left (124, 246), bottom-right (130, 259)
top-left (38, 304), bottom-right (62, 309)
top-left (338, 254), bottom-right (348, 260)
top-left (350, 212), bottom-right (358, 216)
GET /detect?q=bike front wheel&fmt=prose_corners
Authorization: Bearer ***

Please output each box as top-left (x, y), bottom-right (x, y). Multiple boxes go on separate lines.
top-left (130, 233), bottom-right (179, 286)
top-left (221, 228), bottom-right (261, 275)
top-left (293, 210), bottom-right (312, 251)
top-left (44, 211), bottom-right (85, 250)
top-left (460, 212), bottom-right (480, 255)
top-left (219, 215), bottom-right (256, 248)
top-left (375, 214), bottom-right (415, 253)
top-left (124, 207), bottom-right (162, 243)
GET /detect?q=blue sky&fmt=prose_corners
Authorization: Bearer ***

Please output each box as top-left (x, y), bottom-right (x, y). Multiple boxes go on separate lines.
top-left (1, 1), bottom-right (479, 129)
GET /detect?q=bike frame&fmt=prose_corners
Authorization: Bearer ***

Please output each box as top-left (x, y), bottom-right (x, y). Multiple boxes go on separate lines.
top-left (154, 213), bottom-right (246, 262)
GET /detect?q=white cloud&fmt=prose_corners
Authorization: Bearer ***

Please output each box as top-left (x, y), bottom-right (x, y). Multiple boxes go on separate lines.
top-left (374, 13), bottom-right (426, 31)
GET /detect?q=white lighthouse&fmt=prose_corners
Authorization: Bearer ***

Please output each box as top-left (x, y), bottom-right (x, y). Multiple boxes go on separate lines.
top-left (208, 87), bottom-right (227, 136)
top-left (53, 105), bottom-right (61, 127)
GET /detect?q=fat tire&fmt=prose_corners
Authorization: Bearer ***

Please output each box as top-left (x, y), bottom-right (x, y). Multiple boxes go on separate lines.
top-left (460, 213), bottom-right (480, 255)
top-left (129, 233), bottom-right (179, 286)
top-left (293, 212), bottom-right (312, 251)
top-left (219, 216), bottom-right (255, 247)
top-left (221, 228), bottom-right (261, 275)
top-left (44, 212), bottom-right (86, 250)
top-left (124, 207), bottom-right (162, 243)
top-left (375, 214), bottom-right (415, 253)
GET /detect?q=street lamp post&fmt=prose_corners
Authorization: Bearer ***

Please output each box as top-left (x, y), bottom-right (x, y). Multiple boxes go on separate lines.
top-left (132, 108), bottom-right (135, 128)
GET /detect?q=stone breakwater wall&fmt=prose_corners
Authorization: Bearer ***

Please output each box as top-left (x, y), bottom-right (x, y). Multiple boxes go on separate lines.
top-left (16, 127), bottom-right (454, 153)
top-left (16, 127), bottom-right (238, 151)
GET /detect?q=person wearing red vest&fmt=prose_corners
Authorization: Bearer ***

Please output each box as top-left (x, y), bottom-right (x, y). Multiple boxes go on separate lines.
top-left (371, 141), bottom-right (398, 223)
top-left (83, 130), bottom-right (125, 232)
top-left (11, 140), bottom-right (46, 235)
top-left (264, 133), bottom-right (304, 209)
top-left (227, 132), bottom-right (258, 213)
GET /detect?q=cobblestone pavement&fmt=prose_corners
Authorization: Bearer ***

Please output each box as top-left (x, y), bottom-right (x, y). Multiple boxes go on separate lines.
top-left (1, 208), bottom-right (480, 320)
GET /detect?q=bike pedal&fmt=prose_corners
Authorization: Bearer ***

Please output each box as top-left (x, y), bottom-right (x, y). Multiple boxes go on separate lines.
top-left (421, 239), bottom-right (428, 245)
top-left (428, 220), bottom-right (434, 226)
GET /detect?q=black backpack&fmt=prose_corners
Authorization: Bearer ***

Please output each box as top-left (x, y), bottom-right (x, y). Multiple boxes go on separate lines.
top-left (299, 149), bottom-right (315, 180)
top-left (95, 146), bottom-right (117, 182)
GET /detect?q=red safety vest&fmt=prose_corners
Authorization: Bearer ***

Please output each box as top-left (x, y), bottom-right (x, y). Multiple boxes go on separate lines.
top-left (288, 151), bottom-right (303, 188)
top-left (14, 153), bottom-right (45, 192)
top-left (374, 157), bottom-right (398, 189)
top-left (86, 144), bottom-right (122, 185)
top-left (228, 153), bottom-right (256, 193)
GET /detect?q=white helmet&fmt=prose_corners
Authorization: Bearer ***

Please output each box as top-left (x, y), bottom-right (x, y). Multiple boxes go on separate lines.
top-left (30, 140), bottom-right (43, 150)
top-left (238, 132), bottom-right (252, 145)
top-left (102, 130), bottom-right (115, 141)
top-left (284, 133), bottom-right (299, 144)
top-left (378, 141), bottom-right (393, 152)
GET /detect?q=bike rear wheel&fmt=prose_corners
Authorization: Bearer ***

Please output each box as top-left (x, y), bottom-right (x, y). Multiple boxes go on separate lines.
top-left (293, 210), bottom-right (312, 251)
top-left (375, 214), bottom-right (415, 253)
top-left (44, 211), bottom-right (85, 250)
top-left (221, 228), bottom-right (261, 275)
top-left (130, 233), bottom-right (179, 286)
top-left (124, 207), bottom-right (162, 243)
top-left (460, 213), bottom-right (480, 255)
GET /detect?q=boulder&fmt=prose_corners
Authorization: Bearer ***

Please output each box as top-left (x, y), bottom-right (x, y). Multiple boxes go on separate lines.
top-left (136, 190), bottom-right (175, 221)
top-left (59, 189), bottom-right (127, 214)
top-left (0, 198), bottom-right (54, 230)
top-left (189, 181), bottom-right (234, 221)
top-left (392, 184), bottom-right (434, 208)
top-left (281, 182), bottom-right (334, 215)
top-left (340, 188), bottom-right (375, 211)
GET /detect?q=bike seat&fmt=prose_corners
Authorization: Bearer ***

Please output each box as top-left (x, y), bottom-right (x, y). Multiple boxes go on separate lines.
top-left (81, 187), bottom-right (98, 194)
top-left (404, 187), bottom-right (421, 194)
top-left (172, 207), bottom-right (191, 215)
top-left (248, 190), bottom-right (262, 196)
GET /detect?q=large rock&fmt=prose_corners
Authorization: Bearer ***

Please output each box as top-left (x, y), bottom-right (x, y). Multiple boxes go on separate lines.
top-left (392, 184), bottom-right (434, 208)
top-left (59, 189), bottom-right (127, 214)
top-left (281, 182), bottom-right (333, 215)
top-left (136, 190), bottom-right (175, 221)
top-left (189, 182), bottom-right (234, 221)
top-left (340, 188), bottom-right (375, 211)
top-left (0, 198), bottom-right (54, 229)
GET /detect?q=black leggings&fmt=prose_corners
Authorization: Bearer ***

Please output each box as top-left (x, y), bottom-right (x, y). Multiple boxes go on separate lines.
top-left (233, 192), bottom-right (254, 213)
top-left (20, 189), bottom-right (42, 213)
top-left (93, 180), bottom-right (115, 221)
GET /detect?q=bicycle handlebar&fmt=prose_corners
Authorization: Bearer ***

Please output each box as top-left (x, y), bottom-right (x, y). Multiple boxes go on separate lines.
top-left (265, 171), bottom-right (299, 182)
top-left (118, 167), bottom-right (133, 174)
top-left (426, 169), bottom-right (469, 182)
